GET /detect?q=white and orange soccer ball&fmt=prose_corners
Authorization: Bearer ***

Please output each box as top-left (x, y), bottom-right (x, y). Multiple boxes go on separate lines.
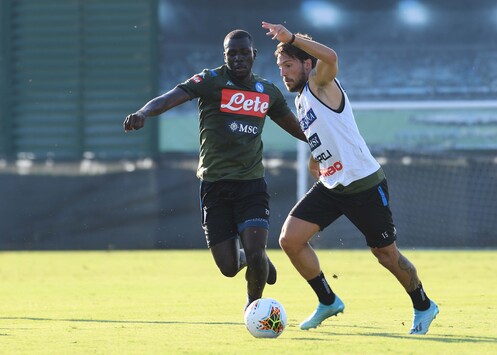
top-left (244, 298), bottom-right (287, 338)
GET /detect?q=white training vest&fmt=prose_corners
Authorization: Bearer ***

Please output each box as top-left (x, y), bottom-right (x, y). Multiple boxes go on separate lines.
top-left (296, 79), bottom-right (380, 189)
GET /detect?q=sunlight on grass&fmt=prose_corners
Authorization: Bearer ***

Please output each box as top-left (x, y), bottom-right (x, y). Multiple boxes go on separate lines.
top-left (0, 250), bottom-right (496, 354)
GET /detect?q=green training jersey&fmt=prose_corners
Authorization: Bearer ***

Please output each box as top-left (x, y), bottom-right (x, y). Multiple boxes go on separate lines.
top-left (177, 65), bottom-right (292, 182)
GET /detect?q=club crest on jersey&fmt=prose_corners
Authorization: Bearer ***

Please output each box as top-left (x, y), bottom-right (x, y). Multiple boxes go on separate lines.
top-left (228, 121), bottom-right (259, 136)
top-left (255, 82), bottom-right (264, 93)
top-left (300, 108), bottom-right (317, 131)
top-left (220, 89), bottom-right (269, 118)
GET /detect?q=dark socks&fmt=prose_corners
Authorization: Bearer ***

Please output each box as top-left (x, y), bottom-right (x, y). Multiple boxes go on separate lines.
top-left (408, 283), bottom-right (431, 311)
top-left (308, 271), bottom-right (335, 305)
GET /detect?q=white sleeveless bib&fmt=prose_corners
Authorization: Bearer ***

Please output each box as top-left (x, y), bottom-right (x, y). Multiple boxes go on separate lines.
top-left (296, 80), bottom-right (380, 189)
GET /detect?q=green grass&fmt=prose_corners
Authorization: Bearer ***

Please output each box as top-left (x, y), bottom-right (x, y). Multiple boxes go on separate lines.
top-left (1, 250), bottom-right (496, 354)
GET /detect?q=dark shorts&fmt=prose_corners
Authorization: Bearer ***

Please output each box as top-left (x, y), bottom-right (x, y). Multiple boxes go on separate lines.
top-left (199, 178), bottom-right (270, 248)
top-left (290, 179), bottom-right (397, 248)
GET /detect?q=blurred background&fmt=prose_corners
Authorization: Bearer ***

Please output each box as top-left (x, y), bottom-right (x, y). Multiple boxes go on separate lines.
top-left (0, 0), bottom-right (496, 250)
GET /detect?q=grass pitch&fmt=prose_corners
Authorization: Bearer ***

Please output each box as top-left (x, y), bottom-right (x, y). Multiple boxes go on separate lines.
top-left (0, 250), bottom-right (496, 354)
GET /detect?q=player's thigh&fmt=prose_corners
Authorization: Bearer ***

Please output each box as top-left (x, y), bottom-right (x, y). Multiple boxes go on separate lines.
top-left (200, 181), bottom-right (237, 248)
top-left (288, 181), bottom-right (343, 234)
top-left (210, 237), bottom-right (241, 276)
top-left (234, 178), bottom-right (270, 231)
top-left (280, 215), bottom-right (320, 245)
top-left (343, 180), bottom-right (397, 248)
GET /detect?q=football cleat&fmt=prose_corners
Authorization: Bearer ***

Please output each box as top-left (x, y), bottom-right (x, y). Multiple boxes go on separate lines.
top-left (300, 295), bottom-right (345, 330)
top-left (409, 300), bottom-right (439, 335)
top-left (267, 257), bottom-right (277, 285)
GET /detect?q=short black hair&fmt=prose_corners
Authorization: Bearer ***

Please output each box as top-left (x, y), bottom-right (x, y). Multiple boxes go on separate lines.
top-left (224, 29), bottom-right (254, 49)
top-left (275, 33), bottom-right (317, 68)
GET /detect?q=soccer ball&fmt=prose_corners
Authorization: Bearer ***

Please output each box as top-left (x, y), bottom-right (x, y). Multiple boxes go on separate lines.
top-left (244, 298), bottom-right (287, 338)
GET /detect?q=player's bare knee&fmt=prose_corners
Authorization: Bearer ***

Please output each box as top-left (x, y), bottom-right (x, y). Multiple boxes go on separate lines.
top-left (279, 233), bottom-right (300, 255)
top-left (278, 233), bottom-right (291, 252)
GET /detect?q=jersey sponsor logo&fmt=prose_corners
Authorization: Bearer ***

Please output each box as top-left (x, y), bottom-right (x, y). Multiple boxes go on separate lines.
top-left (300, 108), bottom-right (317, 131)
top-left (220, 89), bottom-right (269, 118)
top-left (228, 121), bottom-right (259, 135)
top-left (315, 150), bottom-right (333, 162)
top-left (320, 161), bottom-right (343, 177)
top-left (308, 133), bottom-right (321, 152)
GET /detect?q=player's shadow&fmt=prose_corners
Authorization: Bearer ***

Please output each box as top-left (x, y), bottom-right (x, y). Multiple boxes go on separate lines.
top-left (4, 317), bottom-right (497, 345)
top-left (358, 332), bottom-right (497, 344)
top-left (0, 316), bottom-right (241, 326)
top-left (290, 328), bottom-right (497, 344)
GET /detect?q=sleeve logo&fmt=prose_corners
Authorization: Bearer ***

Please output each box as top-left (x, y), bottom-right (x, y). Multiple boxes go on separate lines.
top-left (190, 74), bottom-right (203, 84)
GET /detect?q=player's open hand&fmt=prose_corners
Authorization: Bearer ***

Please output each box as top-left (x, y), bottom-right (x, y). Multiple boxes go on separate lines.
top-left (123, 112), bottom-right (146, 132)
top-left (261, 21), bottom-right (293, 43)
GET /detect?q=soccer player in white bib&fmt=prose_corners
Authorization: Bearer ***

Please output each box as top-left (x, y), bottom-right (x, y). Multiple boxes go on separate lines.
top-left (262, 21), bottom-right (439, 335)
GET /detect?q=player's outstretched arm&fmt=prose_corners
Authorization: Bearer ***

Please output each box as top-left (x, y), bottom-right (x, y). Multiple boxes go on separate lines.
top-left (261, 21), bottom-right (338, 86)
top-left (123, 87), bottom-right (190, 132)
top-left (272, 112), bottom-right (307, 142)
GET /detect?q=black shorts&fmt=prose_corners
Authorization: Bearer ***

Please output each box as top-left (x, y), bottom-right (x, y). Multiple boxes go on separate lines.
top-left (290, 179), bottom-right (397, 248)
top-left (199, 178), bottom-right (270, 248)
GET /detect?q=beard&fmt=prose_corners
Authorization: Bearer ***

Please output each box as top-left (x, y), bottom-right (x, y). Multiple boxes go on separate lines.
top-left (286, 68), bottom-right (307, 93)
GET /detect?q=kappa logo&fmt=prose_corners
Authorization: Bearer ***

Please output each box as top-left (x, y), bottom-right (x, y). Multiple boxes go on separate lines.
top-left (220, 89), bottom-right (269, 118)
top-left (228, 121), bottom-right (259, 135)
top-left (226, 80), bottom-right (235, 86)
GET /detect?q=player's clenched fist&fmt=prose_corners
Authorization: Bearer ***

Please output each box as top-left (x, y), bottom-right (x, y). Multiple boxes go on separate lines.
top-left (123, 112), bottom-right (146, 132)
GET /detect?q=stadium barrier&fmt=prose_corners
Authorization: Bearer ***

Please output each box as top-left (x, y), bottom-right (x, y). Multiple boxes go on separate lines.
top-left (1, 151), bottom-right (495, 250)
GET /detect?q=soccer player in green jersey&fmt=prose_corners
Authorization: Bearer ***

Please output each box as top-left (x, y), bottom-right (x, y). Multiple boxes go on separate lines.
top-left (124, 29), bottom-right (306, 310)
